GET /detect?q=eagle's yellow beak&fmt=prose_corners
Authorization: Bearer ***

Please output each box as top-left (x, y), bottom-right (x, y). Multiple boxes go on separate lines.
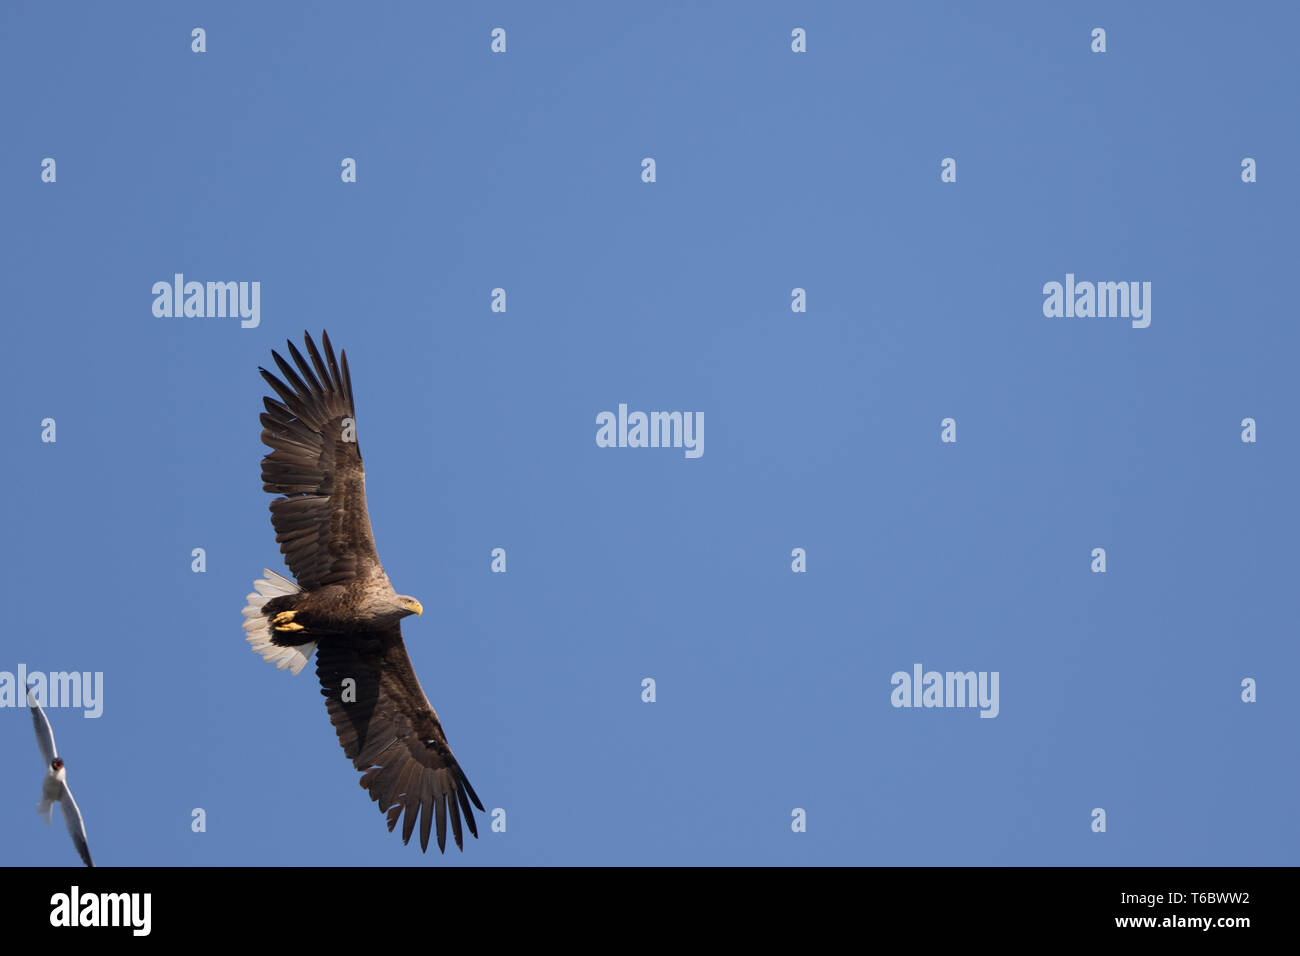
top-left (408, 599), bottom-right (423, 617)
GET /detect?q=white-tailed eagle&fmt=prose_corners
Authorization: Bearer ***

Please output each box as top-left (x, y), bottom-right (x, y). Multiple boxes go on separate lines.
top-left (242, 331), bottom-right (482, 853)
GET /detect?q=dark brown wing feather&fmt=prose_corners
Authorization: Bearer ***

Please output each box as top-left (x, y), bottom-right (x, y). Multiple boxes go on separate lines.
top-left (316, 624), bottom-right (484, 852)
top-left (259, 331), bottom-right (379, 590)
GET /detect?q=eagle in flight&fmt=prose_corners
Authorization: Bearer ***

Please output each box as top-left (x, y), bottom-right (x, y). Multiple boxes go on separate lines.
top-left (242, 330), bottom-right (482, 853)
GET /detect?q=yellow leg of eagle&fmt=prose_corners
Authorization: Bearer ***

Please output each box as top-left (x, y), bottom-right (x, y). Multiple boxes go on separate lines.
top-left (272, 610), bottom-right (306, 634)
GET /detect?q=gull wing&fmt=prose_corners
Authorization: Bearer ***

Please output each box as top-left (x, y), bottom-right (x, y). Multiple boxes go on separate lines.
top-left (59, 783), bottom-right (94, 867)
top-left (27, 684), bottom-right (58, 766)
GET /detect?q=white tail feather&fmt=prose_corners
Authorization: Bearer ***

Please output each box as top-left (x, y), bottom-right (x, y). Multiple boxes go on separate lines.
top-left (242, 569), bottom-right (316, 676)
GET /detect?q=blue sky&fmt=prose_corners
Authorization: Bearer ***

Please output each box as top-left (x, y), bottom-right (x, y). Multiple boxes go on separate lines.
top-left (1, 1), bottom-right (1296, 866)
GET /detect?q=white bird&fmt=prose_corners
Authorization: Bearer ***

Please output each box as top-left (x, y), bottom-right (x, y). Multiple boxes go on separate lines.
top-left (27, 684), bottom-right (94, 867)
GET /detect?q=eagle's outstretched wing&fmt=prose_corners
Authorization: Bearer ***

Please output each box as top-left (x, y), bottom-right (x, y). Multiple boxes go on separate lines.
top-left (259, 330), bottom-right (380, 590)
top-left (316, 627), bottom-right (484, 852)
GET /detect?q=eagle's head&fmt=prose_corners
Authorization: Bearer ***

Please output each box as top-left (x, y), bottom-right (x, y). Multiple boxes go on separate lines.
top-left (51, 758), bottom-right (64, 772)
top-left (397, 595), bottom-right (424, 618)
